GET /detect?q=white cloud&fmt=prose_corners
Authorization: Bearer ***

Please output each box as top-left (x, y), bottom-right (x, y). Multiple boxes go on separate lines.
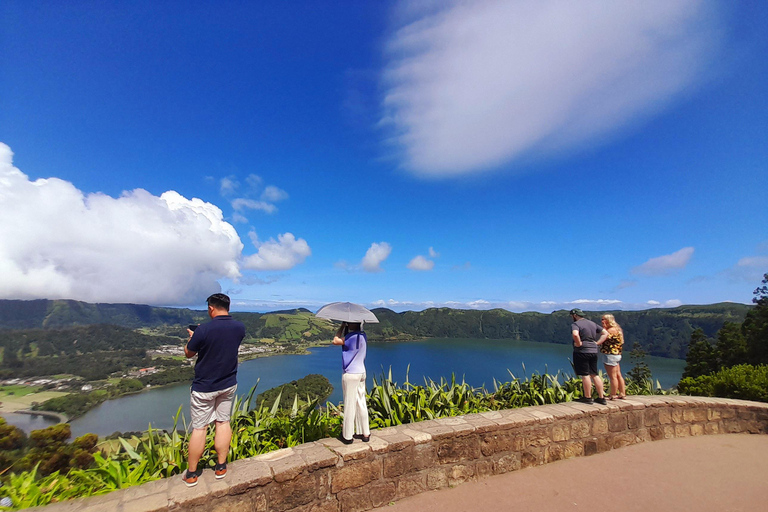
top-left (0, 143), bottom-right (243, 305)
top-left (361, 242), bottom-right (392, 273)
top-left (727, 255), bottom-right (768, 283)
top-left (242, 232), bottom-right (311, 271)
top-left (382, 0), bottom-right (721, 176)
top-left (428, 247), bottom-right (439, 258)
top-left (407, 255), bottom-right (434, 271)
top-left (220, 176), bottom-right (239, 196)
top-left (232, 198), bottom-right (277, 215)
top-left (647, 300), bottom-right (661, 306)
top-left (632, 247), bottom-right (695, 276)
top-left (261, 185), bottom-right (289, 202)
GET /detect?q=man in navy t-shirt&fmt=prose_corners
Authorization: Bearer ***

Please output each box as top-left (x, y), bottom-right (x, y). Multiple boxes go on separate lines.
top-left (182, 293), bottom-right (245, 487)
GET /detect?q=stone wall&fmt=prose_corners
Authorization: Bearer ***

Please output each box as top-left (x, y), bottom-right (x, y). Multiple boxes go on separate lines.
top-left (32, 396), bottom-right (768, 512)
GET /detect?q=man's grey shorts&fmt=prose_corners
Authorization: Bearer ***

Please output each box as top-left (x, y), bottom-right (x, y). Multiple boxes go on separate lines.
top-left (603, 354), bottom-right (622, 367)
top-left (190, 385), bottom-right (237, 430)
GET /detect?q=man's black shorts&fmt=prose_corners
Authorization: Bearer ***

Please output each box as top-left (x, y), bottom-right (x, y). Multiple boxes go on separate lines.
top-left (573, 352), bottom-right (598, 376)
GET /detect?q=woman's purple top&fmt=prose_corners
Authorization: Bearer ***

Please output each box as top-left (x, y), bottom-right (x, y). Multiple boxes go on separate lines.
top-left (342, 331), bottom-right (367, 374)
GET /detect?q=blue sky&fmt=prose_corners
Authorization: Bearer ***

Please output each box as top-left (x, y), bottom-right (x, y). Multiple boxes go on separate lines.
top-left (1, 0), bottom-right (766, 313)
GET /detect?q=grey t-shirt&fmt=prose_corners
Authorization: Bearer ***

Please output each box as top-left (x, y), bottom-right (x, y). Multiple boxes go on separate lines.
top-left (571, 318), bottom-right (603, 354)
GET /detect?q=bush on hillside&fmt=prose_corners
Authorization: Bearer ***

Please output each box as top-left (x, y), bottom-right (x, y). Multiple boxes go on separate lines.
top-left (678, 364), bottom-right (768, 403)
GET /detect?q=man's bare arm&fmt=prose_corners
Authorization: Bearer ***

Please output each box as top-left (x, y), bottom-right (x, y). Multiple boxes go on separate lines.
top-left (572, 330), bottom-right (582, 348)
top-left (184, 328), bottom-right (197, 358)
top-left (596, 329), bottom-right (609, 346)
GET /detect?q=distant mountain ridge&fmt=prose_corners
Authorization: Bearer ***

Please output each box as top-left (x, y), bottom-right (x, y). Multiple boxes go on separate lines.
top-left (0, 299), bottom-right (752, 359)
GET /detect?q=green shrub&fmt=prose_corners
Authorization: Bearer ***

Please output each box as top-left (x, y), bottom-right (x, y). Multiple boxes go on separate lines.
top-left (678, 364), bottom-right (768, 402)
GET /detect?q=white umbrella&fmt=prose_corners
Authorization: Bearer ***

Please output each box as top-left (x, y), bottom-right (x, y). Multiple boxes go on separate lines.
top-left (315, 302), bottom-right (379, 324)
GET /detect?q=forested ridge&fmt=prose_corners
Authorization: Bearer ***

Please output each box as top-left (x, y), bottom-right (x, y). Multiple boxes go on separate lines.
top-left (365, 303), bottom-right (751, 358)
top-left (0, 300), bottom-right (752, 368)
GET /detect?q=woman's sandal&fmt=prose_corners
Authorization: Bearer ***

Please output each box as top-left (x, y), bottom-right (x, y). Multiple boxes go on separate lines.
top-left (618, 395), bottom-right (626, 399)
top-left (608, 395), bottom-right (617, 400)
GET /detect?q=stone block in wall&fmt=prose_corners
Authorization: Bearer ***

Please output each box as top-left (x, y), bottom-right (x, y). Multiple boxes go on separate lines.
top-left (447, 464), bottom-right (474, 486)
top-left (627, 411), bottom-right (644, 430)
top-left (375, 432), bottom-right (415, 452)
top-left (464, 415), bottom-right (500, 433)
top-left (596, 436), bottom-right (613, 454)
top-left (584, 439), bottom-right (598, 456)
top-left (723, 420), bottom-right (743, 434)
top-left (520, 448), bottom-right (542, 468)
top-left (269, 473), bottom-right (320, 512)
top-left (224, 458), bottom-right (273, 496)
top-left (475, 459), bottom-right (493, 479)
top-left (649, 426), bottom-right (665, 441)
top-left (268, 450), bottom-right (310, 483)
top-left (492, 452), bottom-right (521, 473)
top-left (611, 432), bottom-right (636, 449)
top-left (395, 472), bottom-right (427, 498)
top-left (480, 432), bottom-right (517, 456)
top-left (634, 428), bottom-right (651, 443)
top-left (383, 446), bottom-right (414, 478)
top-left (336, 487), bottom-right (373, 512)
top-left (674, 424), bottom-right (691, 437)
top-left (607, 414), bottom-right (628, 433)
top-left (552, 422), bottom-right (570, 442)
top-left (413, 443), bottom-right (437, 470)
top-left (690, 424), bottom-right (705, 436)
top-left (707, 408), bottom-right (723, 421)
top-left (658, 408), bottom-right (672, 424)
top-left (436, 436), bottom-right (481, 464)
top-left (704, 421), bottom-right (721, 435)
top-left (426, 467), bottom-right (449, 490)
top-left (562, 440), bottom-right (584, 459)
top-left (319, 439), bottom-right (371, 462)
top-left (544, 443), bottom-right (564, 463)
top-left (295, 443), bottom-right (339, 472)
top-left (644, 408), bottom-right (660, 426)
top-left (368, 481), bottom-right (396, 508)
top-left (399, 428), bottom-right (432, 445)
top-left (720, 408), bottom-right (737, 419)
top-left (683, 408), bottom-right (708, 423)
top-left (524, 425), bottom-right (553, 447)
top-left (310, 498), bottom-right (340, 512)
top-left (331, 459), bottom-right (382, 493)
top-left (202, 493), bottom-right (255, 512)
top-left (571, 419), bottom-right (592, 438)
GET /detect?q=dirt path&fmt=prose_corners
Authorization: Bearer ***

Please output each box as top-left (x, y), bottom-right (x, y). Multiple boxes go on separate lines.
top-left (386, 434), bottom-right (768, 512)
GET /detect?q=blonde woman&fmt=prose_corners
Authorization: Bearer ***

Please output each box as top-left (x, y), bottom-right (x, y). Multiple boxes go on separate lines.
top-left (600, 314), bottom-right (626, 399)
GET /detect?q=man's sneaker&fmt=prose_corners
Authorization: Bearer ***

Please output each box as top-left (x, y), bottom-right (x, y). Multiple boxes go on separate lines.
top-left (595, 397), bottom-right (608, 405)
top-left (337, 435), bottom-right (354, 445)
top-left (577, 397), bottom-right (594, 404)
top-left (214, 462), bottom-right (227, 479)
top-left (354, 434), bottom-right (371, 443)
top-left (182, 467), bottom-right (203, 487)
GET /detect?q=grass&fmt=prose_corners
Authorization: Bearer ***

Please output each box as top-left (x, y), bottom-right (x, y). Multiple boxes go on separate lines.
top-left (0, 390), bottom-right (70, 413)
top-left (0, 386), bottom-right (41, 398)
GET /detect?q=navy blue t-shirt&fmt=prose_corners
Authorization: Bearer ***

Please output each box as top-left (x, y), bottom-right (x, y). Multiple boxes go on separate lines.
top-left (187, 315), bottom-right (246, 392)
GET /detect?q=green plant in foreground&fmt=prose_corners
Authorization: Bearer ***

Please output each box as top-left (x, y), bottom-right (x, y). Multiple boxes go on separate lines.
top-left (0, 370), bottom-right (672, 509)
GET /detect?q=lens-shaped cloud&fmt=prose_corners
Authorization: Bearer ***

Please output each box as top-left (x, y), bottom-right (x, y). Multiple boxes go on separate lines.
top-left (632, 247), bottom-right (695, 276)
top-left (382, 0), bottom-right (722, 176)
top-left (0, 143), bottom-right (243, 305)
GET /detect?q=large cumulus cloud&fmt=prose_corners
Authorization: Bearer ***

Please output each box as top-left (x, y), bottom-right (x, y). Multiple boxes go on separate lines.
top-left (0, 143), bottom-right (244, 305)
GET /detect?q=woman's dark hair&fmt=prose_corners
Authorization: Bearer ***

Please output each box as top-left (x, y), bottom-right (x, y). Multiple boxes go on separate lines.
top-left (207, 293), bottom-right (231, 311)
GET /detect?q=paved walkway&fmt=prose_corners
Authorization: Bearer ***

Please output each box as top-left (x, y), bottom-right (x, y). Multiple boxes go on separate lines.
top-left (386, 434), bottom-right (768, 512)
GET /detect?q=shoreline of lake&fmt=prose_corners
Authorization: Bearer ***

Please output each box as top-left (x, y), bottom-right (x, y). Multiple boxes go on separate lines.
top-left (2, 337), bottom-right (686, 436)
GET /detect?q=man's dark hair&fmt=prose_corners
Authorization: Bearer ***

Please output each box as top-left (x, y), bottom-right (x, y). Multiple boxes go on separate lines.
top-left (207, 293), bottom-right (231, 311)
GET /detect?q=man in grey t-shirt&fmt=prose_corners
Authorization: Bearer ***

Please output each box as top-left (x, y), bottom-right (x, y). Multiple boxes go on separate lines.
top-left (570, 309), bottom-right (609, 405)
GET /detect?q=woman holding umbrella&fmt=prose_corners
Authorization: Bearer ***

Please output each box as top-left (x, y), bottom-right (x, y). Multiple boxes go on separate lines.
top-left (332, 321), bottom-right (371, 443)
